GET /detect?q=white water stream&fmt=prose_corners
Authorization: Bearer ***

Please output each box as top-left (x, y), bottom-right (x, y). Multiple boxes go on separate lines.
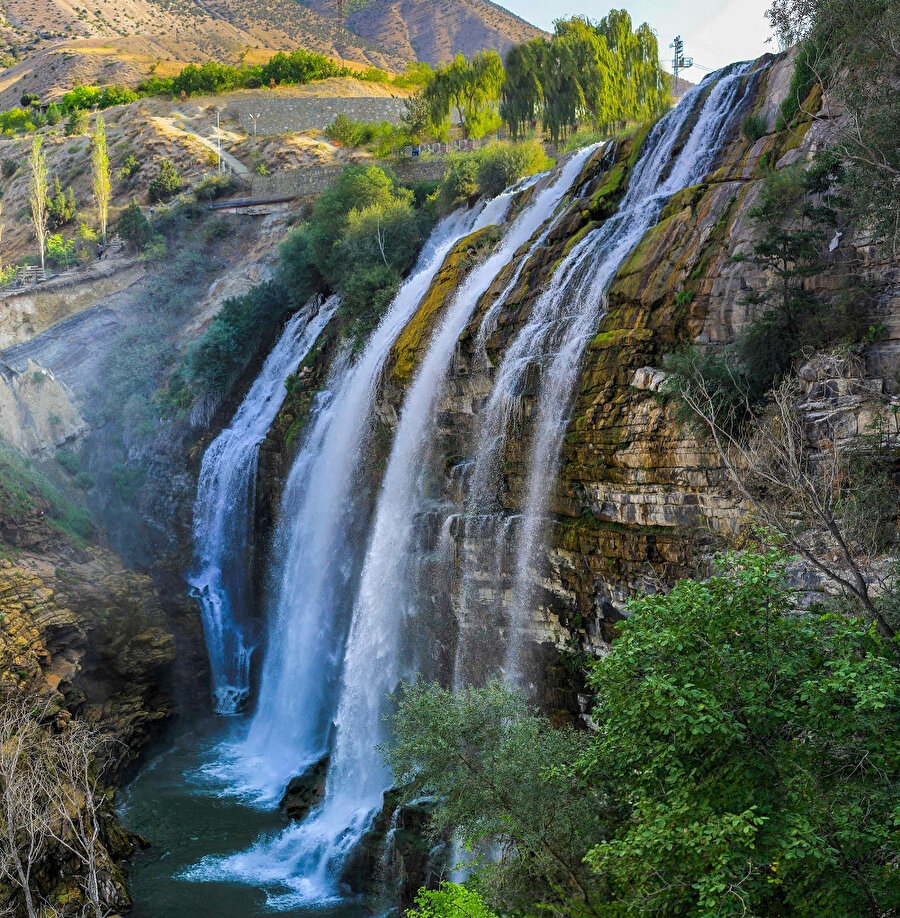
top-left (182, 59), bottom-right (757, 912)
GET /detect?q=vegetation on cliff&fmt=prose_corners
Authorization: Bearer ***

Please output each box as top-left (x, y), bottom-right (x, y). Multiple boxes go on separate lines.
top-left (393, 552), bottom-right (900, 918)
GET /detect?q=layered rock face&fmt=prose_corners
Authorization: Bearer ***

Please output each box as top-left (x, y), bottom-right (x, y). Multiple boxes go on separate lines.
top-left (260, 49), bottom-right (898, 707)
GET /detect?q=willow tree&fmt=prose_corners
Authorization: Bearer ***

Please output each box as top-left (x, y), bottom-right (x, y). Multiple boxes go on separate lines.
top-left (501, 10), bottom-right (670, 143)
top-left (92, 113), bottom-right (111, 245)
top-left (424, 50), bottom-right (504, 138)
top-left (500, 39), bottom-right (545, 139)
top-left (28, 135), bottom-right (48, 271)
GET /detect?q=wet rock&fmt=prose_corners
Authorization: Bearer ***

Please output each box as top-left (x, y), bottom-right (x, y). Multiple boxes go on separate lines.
top-left (280, 755), bottom-right (329, 821)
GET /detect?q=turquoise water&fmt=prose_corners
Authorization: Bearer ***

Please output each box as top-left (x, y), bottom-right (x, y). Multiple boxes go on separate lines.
top-left (118, 719), bottom-right (368, 918)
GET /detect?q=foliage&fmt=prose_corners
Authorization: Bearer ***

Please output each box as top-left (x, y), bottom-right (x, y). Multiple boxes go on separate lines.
top-left (117, 198), bottom-right (154, 250)
top-left (501, 13), bottom-right (670, 144)
top-left (766, 0), bottom-right (900, 252)
top-left (148, 159), bottom-right (182, 202)
top-left (117, 153), bottom-right (140, 181)
top-left (0, 108), bottom-right (38, 134)
top-left (325, 114), bottom-right (416, 156)
top-left (28, 136), bottom-right (48, 271)
top-left (194, 172), bottom-right (239, 201)
top-left (172, 281), bottom-right (288, 400)
top-left (741, 111), bottom-right (767, 142)
top-left (92, 114), bottom-right (111, 243)
top-left (582, 550), bottom-right (900, 916)
top-left (64, 109), bottom-right (89, 136)
top-left (735, 164), bottom-right (866, 398)
top-left (475, 141), bottom-right (551, 198)
top-left (661, 345), bottom-right (754, 432)
top-left (59, 84), bottom-right (138, 113)
top-left (424, 51), bottom-right (504, 139)
top-left (277, 164), bottom-right (430, 347)
top-left (0, 439), bottom-right (94, 541)
top-left (407, 883), bottom-right (499, 918)
top-left (46, 176), bottom-right (76, 230)
top-left (395, 551), bottom-right (900, 918)
top-left (46, 233), bottom-right (77, 268)
top-left (437, 142), bottom-right (551, 208)
top-left (386, 680), bottom-right (608, 916)
top-left (1, 158), bottom-right (16, 178)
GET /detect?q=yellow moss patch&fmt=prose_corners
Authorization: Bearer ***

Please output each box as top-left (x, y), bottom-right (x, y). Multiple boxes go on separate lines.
top-left (389, 226), bottom-right (497, 382)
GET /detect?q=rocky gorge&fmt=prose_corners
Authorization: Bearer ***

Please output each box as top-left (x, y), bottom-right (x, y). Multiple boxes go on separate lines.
top-left (0, 39), bottom-right (896, 918)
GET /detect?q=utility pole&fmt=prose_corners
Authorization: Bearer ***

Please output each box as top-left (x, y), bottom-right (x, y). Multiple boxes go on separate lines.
top-left (216, 109), bottom-right (222, 174)
top-left (669, 36), bottom-right (693, 97)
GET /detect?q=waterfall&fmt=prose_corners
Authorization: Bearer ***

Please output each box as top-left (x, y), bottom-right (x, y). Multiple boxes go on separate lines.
top-left (189, 297), bottom-right (338, 714)
top-left (184, 59), bottom-right (759, 910)
top-left (456, 61), bottom-right (757, 685)
top-left (192, 205), bottom-right (499, 812)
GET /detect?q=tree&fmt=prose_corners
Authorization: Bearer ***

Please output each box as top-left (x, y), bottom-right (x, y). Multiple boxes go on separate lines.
top-left (425, 51), bottom-right (503, 139)
top-left (401, 91), bottom-right (433, 142)
top-left (394, 552), bottom-right (900, 918)
top-left (500, 40), bottom-right (544, 140)
top-left (667, 369), bottom-right (897, 641)
top-left (28, 135), bottom-right (49, 271)
top-left (581, 550), bottom-right (900, 916)
top-left (387, 681), bottom-right (610, 916)
top-left (46, 176), bottom-right (77, 230)
top-left (148, 158), bottom-right (182, 202)
top-left (765, 0), bottom-right (900, 253)
top-left (92, 113), bottom-right (111, 244)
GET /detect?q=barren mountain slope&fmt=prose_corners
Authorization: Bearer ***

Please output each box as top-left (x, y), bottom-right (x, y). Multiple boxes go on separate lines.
top-left (0, 0), bottom-right (546, 107)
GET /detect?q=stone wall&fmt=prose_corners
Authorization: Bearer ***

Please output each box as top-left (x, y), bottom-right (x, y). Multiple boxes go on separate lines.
top-left (249, 157), bottom-right (447, 199)
top-left (227, 96), bottom-right (408, 136)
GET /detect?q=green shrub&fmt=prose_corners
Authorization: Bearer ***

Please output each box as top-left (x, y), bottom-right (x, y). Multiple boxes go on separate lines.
top-left (148, 159), bottom-right (182, 202)
top-left (475, 141), bottom-right (552, 198)
top-left (64, 109), bottom-right (89, 136)
top-left (46, 234), bottom-right (77, 269)
top-left (661, 344), bottom-right (753, 433)
top-left (46, 177), bottom-right (77, 229)
top-left (117, 153), bottom-right (140, 180)
top-left (340, 263), bottom-right (401, 350)
top-left (194, 172), bottom-right (239, 201)
top-left (117, 198), bottom-right (154, 250)
top-left (0, 439), bottom-right (94, 540)
top-left (74, 470), bottom-right (95, 491)
top-left (741, 112), bottom-right (767, 142)
top-left (1, 158), bottom-right (17, 178)
top-left (55, 448), bottom-right (80, 475)
top-left (45, 102), bottom-right (62, 126)
top-left (326, 112), bottom-right (363, 147)
top-left (439, 153), bottom-right (481, 207)
top-left (0, 107), bottom-right (37, 134)
top-left (179, 281), bottom-right (288, 398)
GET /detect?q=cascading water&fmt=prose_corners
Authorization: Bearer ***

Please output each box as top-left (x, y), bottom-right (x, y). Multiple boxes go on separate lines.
top-left (178, 59), bottom-right (759, 912)
top-left (189, 297), bottom-right (338, 714)
top-left (203, 205), bottom-right (494, 806)
top-left (187, 148), bottom-right (596, 908)
top-left (456, 61), bottom-right (757, 684)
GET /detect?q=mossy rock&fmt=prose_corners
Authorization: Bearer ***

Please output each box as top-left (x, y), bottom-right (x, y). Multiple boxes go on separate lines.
top-left (389, 225), bottom-right (498, 383)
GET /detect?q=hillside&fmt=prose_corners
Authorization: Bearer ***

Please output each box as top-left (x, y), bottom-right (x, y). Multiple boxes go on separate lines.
top-left (0, 0), bottom-right (545, 109)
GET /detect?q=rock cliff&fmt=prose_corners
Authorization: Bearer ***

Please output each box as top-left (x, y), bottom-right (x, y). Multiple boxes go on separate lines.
top-left (258, 49), bottom-right (899, 706)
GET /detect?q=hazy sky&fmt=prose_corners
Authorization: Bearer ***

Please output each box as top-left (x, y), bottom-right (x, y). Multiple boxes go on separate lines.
top-left (500, 0), bottom-right (775, 79)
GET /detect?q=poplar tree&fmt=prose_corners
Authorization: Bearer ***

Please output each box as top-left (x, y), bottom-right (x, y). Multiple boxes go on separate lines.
top-left (28, 136), bottom-right (48, 272)
top-left (92, 113), bottom-right (111, 245)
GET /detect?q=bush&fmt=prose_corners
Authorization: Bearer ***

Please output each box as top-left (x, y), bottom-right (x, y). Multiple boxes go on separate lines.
top-left (46, 234), bottom-right (77, 269)
top-left (46, 177), bottom-right (77, 229)
top-left (340, 263), bottom-right (401, 350)
top-left (439, 153), bottom-right (481, 207)
top-left (148, 159), bottom-right (182, 202)
top-left (55, 448), bottom-right (80, 475)
top-left (741, 112), bottom-right (767, 142)
top-left (64, 109), bottom-right (89, 136)
top-left (45, 102), bottom-right (62, 126)
top-left (194, 172), bottom-right (239, 201)
top-left (0, 107), bottom-right (38, 134)
top-left (117, 198), bottom-right (154, 250)
top-left (179, 281), bottom-right (288, 397)
top-left (393, 550), bottom-right (900, 917)
top-left (1, 158), bottom-right (16, 178)
top-left (326, 112), bottom-right (363, 147)
top-left (117, 153), bottom-right (140, 181)
top-left (475, 141), bottom-right (552, 198)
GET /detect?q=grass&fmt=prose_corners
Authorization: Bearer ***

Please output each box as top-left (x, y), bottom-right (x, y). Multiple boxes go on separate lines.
top-left (0, 440), bottom-right (94, 542)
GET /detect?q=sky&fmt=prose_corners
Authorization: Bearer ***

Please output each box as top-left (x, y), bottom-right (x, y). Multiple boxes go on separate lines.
top-left (500, 0), bottom-right (775, 81)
